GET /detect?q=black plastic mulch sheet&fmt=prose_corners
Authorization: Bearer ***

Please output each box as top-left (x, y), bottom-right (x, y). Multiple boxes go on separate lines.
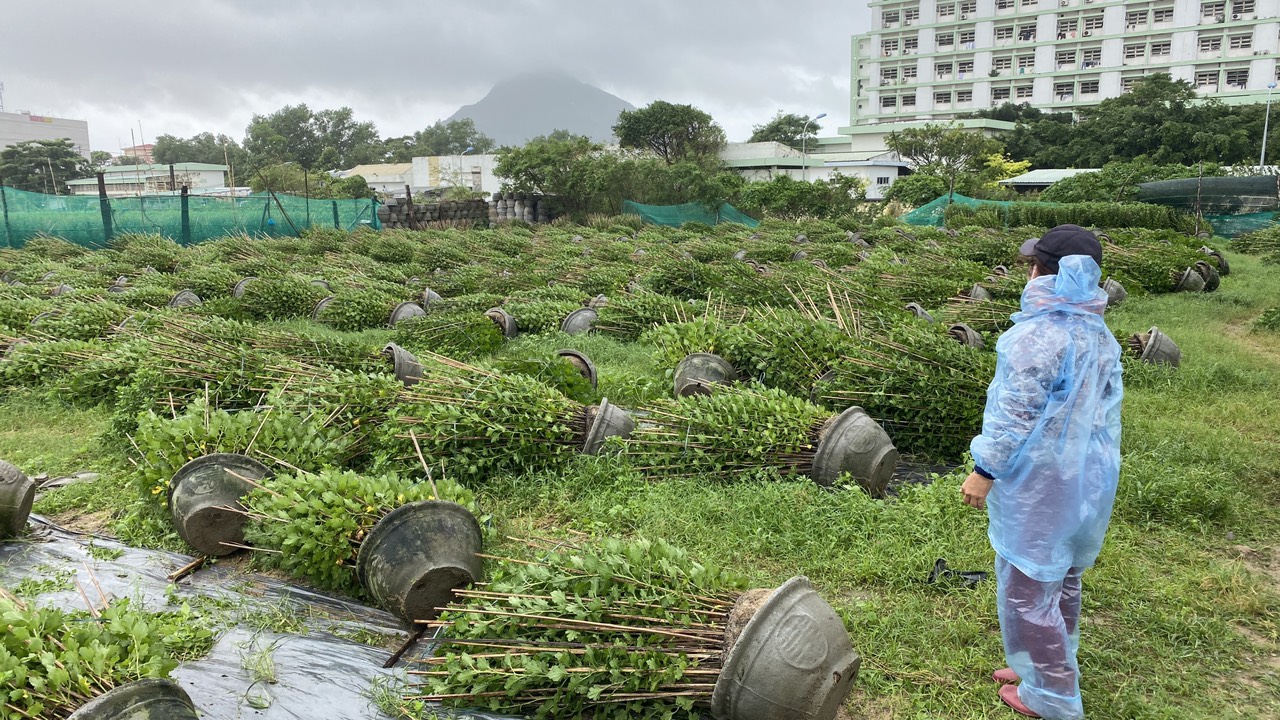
top-left (0, 516), bottom-right (518, 720)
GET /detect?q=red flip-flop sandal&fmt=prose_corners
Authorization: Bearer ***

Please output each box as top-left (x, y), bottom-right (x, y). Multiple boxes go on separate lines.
top-left (992, 667), bottom-right (1020, 684)
top-left (999, 684), bottom-right (1042, 718)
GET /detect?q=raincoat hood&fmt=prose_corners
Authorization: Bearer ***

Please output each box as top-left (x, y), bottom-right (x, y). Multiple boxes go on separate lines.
top-left (1012, 255), bottom-right (1108, 324)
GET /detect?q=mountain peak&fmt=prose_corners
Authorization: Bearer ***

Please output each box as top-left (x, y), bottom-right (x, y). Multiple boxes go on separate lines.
top-left (449, 74), bottom-right (636, 147)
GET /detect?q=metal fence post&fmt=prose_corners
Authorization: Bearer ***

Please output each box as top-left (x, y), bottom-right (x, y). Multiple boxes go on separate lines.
top-left (332, 200), bottom-right (340, 229)
top-left (0, 180), bottom-right (11, 249)
top-left (180, 185), bottom-right (192, 245)
top-left (97, 172), bottom-right (114, 246)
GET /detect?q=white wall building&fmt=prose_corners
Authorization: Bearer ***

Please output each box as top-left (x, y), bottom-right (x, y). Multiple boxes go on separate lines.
top-left (64, 163), bottom-right (229, 197)
top-left (850, 0), bottom-right (1280, 126)
top-left (720, 141), bottom-right (913, 199)
top-left (0, 111), bottom-right (91, 159)
top-left (411, 154), bottom-right (500, 195)
top-left (338, 163), bottom-right (415, 194)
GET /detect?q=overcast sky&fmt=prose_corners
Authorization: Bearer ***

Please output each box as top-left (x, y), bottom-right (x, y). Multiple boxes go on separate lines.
top-left (0, 1), bottom-right (871, 155)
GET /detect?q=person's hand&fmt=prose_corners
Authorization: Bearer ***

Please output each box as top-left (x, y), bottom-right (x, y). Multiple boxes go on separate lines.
top-left (961, 472), bottom-right (993, 509)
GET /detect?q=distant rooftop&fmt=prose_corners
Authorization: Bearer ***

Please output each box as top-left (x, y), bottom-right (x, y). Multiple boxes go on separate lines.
top-left (999, 168), bottom-right (1100, 187)
top-left (100, 163), bottom-right (228, 174)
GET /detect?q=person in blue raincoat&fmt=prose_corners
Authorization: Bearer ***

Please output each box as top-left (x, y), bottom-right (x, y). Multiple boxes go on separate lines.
top-left (960, 225), bottom-right (1124, 719)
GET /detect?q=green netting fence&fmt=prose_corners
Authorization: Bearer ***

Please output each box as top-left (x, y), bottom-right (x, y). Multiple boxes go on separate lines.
top-left (0, 186), bottom-right (381, 249)
top-left (621, 200), bottom-right (760, 228)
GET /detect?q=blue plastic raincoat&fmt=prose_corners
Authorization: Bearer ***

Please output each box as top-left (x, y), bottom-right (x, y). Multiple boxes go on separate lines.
top-left (970, 255), bottom-right (1123, 719)
top-left (971, 254), bottom-right (1124, 582)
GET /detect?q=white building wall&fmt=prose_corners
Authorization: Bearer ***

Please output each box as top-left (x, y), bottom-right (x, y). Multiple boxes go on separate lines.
top-left (851, 0), bottom-right (1280, 126)
top-left (411, 154), bottom-right (500, 194)
top-left (0, 111), bottom-right (91, 158)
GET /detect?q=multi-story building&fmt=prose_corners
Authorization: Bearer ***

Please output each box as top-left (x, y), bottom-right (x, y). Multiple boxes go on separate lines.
top-left (0, 110), bottom-right (91, 158)
top-left (64, 163), bottom-right (229, 197)
top-left (849, 0), bottom-right (1280, 126)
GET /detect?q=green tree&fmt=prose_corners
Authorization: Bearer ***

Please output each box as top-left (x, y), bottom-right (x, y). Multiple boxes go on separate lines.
top-left (247, 163), bottom-right (374, 199)
top-left (886, 123), bottom-right (1003, 199)
top-left (613, 101), bottom-right (726, 165)
top-left (1039, 158), bottom-right (1226, 203)
top-left (244, 105), bottom-right (383, 172)
top-left (882, 174), bottom-right (948, 206)
top-left (0, 139), bottom-right (90, 194)
top-left (89, 151), bottom-right (114, 172)
top-left (153, 132), bottom-right (250, 171)
top-left (731, 174), bottom-right (867, 220)
top-left (748, 112), bottom-right (821, 150)
top-left (384, 119), bottom-right (496, 161)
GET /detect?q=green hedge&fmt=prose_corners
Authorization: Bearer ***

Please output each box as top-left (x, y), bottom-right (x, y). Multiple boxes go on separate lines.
top-left (943, 201), bottom-right (1197, 233)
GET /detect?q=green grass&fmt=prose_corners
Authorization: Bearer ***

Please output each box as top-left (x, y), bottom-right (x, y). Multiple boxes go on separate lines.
top-left (9, 254), bottom-right (1280, 719)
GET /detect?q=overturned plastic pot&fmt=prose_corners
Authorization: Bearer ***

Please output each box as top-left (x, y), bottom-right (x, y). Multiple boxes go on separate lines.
top-left (312, 295), bottom-right (335, 320)
top-left (1194, 260), bottom-right (1221, 293)
top-left (168, 289), bottom-right (202, 308)
top-left (420, 287), bottom-right (444, 308)
top-left (903, 302), bottom-right (934, 323)
top-left (586, 294), bottom-right (609, 309)
top-left (674, 353), bottom-right (738, 398)
top-left (560, 308), bottom-right (598, 335)
top-left (382, 343), bottom-right (424, 387)
top-left (0, 459), bottom-right (35, 539)
top-left (810, 259), bottom-right (829, 270)
top-left (311, 279), bottom-right (332, 293)
top-left (808, 407), bottom-right (898, 495)
top-left (168, 453), bottom-right (272, 557)
top-left (790, 249), bottom-right (809, 261)
top-left (967, 284), bottom-right (992, 302)
top-left (1129, 327), bottom-right (1181, 368)
top-left (556, 349), bottom-right (598, 389)
top-left (580, 399), bottom-right (635, 455)
top-left (1172, 267), bottom-right (1205, 293)
top-left (484, 307), bottom-right (519, 339)
top-left (947, 323), bottom-right (985, 349)
top-left (355, 500), bottom-right (483, 623)
top-left (67, 678), bottom-right (200, 720)
top-left (389, 301), bottom-right (427, 327)
top-left (232, 277), bottom-right (257, 298)
top-left (733, 249), bottom-right (748, 261)
top-left (49, 284), bottom-right (74, 297)
top-left (712, 576), bottom-right (860, 720)
top-left (1102, 278), bottom-right (1127, 307)
top-left (1200, 246), bottom-right (1230, 276)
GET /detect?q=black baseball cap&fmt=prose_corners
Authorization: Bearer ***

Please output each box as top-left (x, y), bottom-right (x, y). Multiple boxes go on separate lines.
top-left (1019, 225), bottom-right (1103, 274)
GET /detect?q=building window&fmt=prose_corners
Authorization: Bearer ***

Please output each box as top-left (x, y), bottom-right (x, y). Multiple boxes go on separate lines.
top-left (1151, 41), bottom-right (1172, 55)
top-left (883, 11), bottom-right (901, 26)
top-left (1125, 10), bottom-right (1148, 26)
top-left (877, 176), bottom-right (892, 185)
top-left (938, 3), bottom-right (955, 17)
top-left (1121, 77), bottom-right (1139, 92)
top-left (1016, 85), bottom-right (1034, 98)
top-left (997, 0), bottom-right (1015, 8)
top-left (902, 94), bottom-right (917, 107)
top-left (882, 39), bottom-right (899, 55)
top-left (1056, 50), bottom-right (1077, 64)
top-left (937, 32), bottom-right (955, 47)
top-left (960, 1), bottom-right (978, 13)
top-left (1233, 0), bottom-right (1255, 14)
top-left (904, 37), bottom-right (919, 51)
top-left (1080, 80), bottom-right (1100, 93)
top-left (994, 56), bottom-right (1013, 70)
top-left (1082, 48), bottom-right (1102, 66)
top-left (957, 90), bottom-right (974, 102)
top-left (1084, 15), bottom-right (1105, 31)
top-left (904, 8), bottom-right (920, 22)
top-left (937, 62), bottom-right (954, 78)
top-left (1153, 7), bottom-right (1174, 22)
top-left (959, 30), bottom-right (976, 46)
top-left (1202, 2), bottom-right (1225, 17)
top-left (1021, 0), bottom-right (1036, 6)
top-left (1226, 68), bottom-right (1250, 86)
top-left (882, 68), bottom-right (900, 82)
top-left (935, 91), bottom-right (953, 103)
top-left (1200, 34), bottom-right (1223, 50)
top-left (1124, 44), bottom-right (1146, 59)
top-left (1055, 82), bottom-right (1074, 93)
top-left (1196, 70), bottom-right (1220, 86)
top-left (1229, 33), bottom-right (1253, 48)
top-left (882, 95), bottom-right (899, 108)
top-left (1058, 19), bottom-right (1079, 35)
top-left (993, 87), bottom-right (1012, 100)
top-left (1017, 54), bottom-right (1035, 69)
top-left (958, 60), bottom-right (975, 74)
top-left (903, 65), bottom-right (919, 80)
top-left (996, 25), bottom-right (1014, 40)
top-left (1018, 24), bottom-right (1037, 40)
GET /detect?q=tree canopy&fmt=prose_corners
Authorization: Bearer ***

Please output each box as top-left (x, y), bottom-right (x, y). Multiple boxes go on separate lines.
top-left (748, 112), bottom-right (822, 150)
top-left (886, 123), bottom-right (1003, 199)
top-left (613, 101), bottom-right (726, 165)
top-left (243, 104), bottom-right (383, 172)
top-left (0, 139), bottom-right (90, 194)
top-left (153, 132), bottom-right (251, 173)
top-left (385, 119), bottom-right (496, 162)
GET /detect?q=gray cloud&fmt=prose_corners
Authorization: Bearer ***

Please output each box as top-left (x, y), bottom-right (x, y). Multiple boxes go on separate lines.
top-left (0, 0), bottom-right (869, 153)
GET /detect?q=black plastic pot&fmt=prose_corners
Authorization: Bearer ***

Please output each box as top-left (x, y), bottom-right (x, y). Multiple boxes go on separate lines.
top-left (0, 459), bottom-right (35, 539)
top-left (67, 679), bottom-right (200, 720)
top-left (168, 453), bottom-right (272, 557)
top-left (947, 323), bottom-right (985, 349)
top-left (382, 343), bottom-right (424, 387)
top-left (484, 307), bottom-right (518, 339)
top-left (389, 301), bottom-right (427, 327)
top-left (232, 277), bottom-right (257, 298)
top-left (1129, 326), bottom-right (1181, 367)
top-left (1200, 246), bottom-right (1230, 276)
top-left (1102, 278), bottom-right (1127, 307)
top-left (809, 407), bottom-right (898, 495)
top-left (560, 308), bottom-right (598, 335)
top-left (355, 500), bottom-right (483, 623)
top-left (810, 259), bottom-right (829, 270)
top-left (581, 399), bottom-right (635, 455)
top-left (733, 249), bottom-right (748, 261)
top-left (586, 294), bottom-right (608, 309)
top-left (1173, 267), bottom-right (1205, 293)
top-left (967, 284), bottom-right (992, 302)
top-left (49, 284), bottom-right (74, 297)
top-left (674, 353), bottom-right (738, 397)
top-left (556, 349), bottom-right (598, 389)
top-left (790, 250), bottom-right (809, 261)
top-left (808, 369), bottom-right (837, 405)
top-left (903, 303), bottom-right (935, 323)
top-left (711, 577), bottom-right (860, 720)
top-left (1194, 260), bottom-right (1221, 293)
top-left (168, 290), bottom-right (202, 308)
top-left (40, 271), bottom-right (57, 282)
top-left (793, 233), bottom-right (809, 244)
top-left (311, 279), bottom-right (332, 292)
top-left (991, 265), bottom-right (1009, 277)
top-left (312, 296), bottom-right (335, 320)
top-left (29, 311), bottom-right (54, 328)
top-left (421, 287), bottom-right (444, 307)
